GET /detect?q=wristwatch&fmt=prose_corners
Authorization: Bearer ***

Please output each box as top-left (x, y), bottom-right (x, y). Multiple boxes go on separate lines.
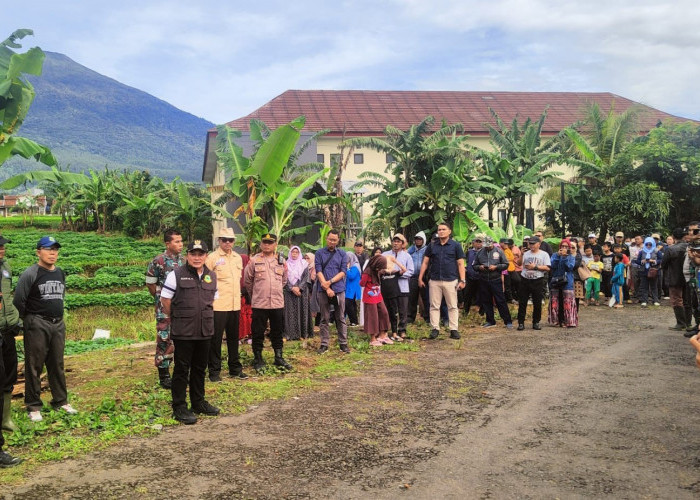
top-left (459, 280), bottom-right (466, 284)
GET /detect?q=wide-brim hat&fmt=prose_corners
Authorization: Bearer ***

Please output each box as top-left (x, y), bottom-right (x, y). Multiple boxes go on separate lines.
top-left (218, 227), bottom-right (236, 239)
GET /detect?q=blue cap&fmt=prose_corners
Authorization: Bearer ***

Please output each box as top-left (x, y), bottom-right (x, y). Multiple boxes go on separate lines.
top-left (37, 236), bottom-right (61, 249)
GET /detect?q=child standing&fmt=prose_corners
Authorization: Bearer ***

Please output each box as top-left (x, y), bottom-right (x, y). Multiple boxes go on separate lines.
top-left (600, 242), bottom-right (615, 298)
top-left (586, 253), bottom-right (604, 305)
top-left (360, 255), bottom-right (392, 346)
top-left (610, 254), bottom-right (626, 308)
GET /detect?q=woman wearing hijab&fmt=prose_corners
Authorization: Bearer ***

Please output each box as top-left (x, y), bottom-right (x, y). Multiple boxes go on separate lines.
top-left (360, 254), bottom-right (392, 346)
top-left (345, 252), bottom-right (362, 326)
top-left (635, 236), bottom-right (661, 307)
top-left (548, 238), bottom-right (578, 327)
top-left (284, 246), bottom-right (313, 340)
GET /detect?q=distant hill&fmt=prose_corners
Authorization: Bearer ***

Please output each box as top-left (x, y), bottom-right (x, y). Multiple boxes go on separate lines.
top-left (2, 51), bottom-right (213, 182)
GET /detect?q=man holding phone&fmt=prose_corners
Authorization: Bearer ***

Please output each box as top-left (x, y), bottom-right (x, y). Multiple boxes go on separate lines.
top-left (516, 236), bottom-right (551, 330)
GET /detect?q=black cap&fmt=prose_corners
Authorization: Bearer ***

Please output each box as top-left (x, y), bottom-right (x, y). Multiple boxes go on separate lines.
top-left (0, 235), bottom-right (11, 246)
top-left (689, 238), bottom-right (700, 251)
top-left (528, 236), bottom-right (541, 244)
top-left (187, 240), bottom-right (209, 253)
top-left (261, 233), bottom-right (277, 243)
top-left (354, 240), bottom-right (364, 247)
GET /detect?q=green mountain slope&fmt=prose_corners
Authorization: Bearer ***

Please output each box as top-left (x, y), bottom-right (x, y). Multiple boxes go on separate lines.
top-left (3, 51), bottom-right (213, 182)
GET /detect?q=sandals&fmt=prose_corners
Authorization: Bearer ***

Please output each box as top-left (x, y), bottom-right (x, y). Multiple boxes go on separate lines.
top-left (390, 335), bottom-right (403, 342)
top-left (369, 340), bottom-right (383, 347)
top-left (380, 337), bottom-right (394, 345)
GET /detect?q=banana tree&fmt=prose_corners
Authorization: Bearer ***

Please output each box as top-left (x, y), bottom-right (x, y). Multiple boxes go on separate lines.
top-left (0, 29), bottom-right (56, 167)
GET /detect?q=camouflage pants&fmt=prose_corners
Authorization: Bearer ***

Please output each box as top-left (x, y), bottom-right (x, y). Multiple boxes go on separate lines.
top-left (154, 305), bottom-right (174, 369)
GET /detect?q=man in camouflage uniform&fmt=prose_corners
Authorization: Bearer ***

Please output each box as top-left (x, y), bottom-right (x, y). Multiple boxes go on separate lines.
top-left (146, 229), bottom-right (184, 389)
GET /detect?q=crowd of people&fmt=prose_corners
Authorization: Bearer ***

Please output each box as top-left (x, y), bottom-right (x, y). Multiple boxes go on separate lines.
top-left (3, 221), bottom-right (700, 467)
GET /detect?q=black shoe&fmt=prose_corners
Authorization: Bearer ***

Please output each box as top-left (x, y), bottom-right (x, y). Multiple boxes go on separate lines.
top-left (158, 367), bottom-right (172, 389)
top-left (191, 401), bottom-right (220, 416)
top-left (317, 345), bottom-right (328, 354)
top-left (482, 322), bottom-right (497, 328)
top-left (273, 349), bottom-right (293, 370)
top-left (339, 344), bottom-right (351, 354)
top-left (209, 373), bottom-right (222, 382)
top-left (449, 330), bottom-right (461, 339)
top-left (517, 324), bottom-right (525, 331)
top-left (429, 329), bottom-right (440, 339)
top-left (0, 450), bottom-right (22, 468)
top-left (229, 370), bottom-right (249, 379)
top-left (533, 323), bottom-right (541, 330)
top-left (172, 406), bottom-right (197, 425)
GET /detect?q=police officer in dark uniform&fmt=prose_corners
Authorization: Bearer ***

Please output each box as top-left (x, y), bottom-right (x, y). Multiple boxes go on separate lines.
top-left (0, 235), bottom-right (21, 468)
top-left (160, 240), bottom-right (219, 425)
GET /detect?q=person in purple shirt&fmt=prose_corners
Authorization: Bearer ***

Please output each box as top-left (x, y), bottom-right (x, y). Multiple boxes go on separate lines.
top-left (314, 229), bottom-right (350, 354)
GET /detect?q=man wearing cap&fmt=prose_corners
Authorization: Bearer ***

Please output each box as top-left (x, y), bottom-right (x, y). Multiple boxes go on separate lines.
top-left (145, 228), bottom-right (184, 389)
top-left (587, 233), bottom-right (603, 256)
top-left (0, 235), bottom-right (21, 467)
top-left (474, 236), bottom-right (513, 328)
top-left (407, 231), bottom-right (428, 323)
top-left (418, 222), bottom-right (466, 339)
top-left (463, 235), bottom-right (484, 315)
top-left (515, 236), bottom-right (551, 330)
top-left (14, 236), bottom-right (77, 423)
top-left (662, 227), bottom-right (691, 331)
top-left (160, 240), bottom-right (219, 424)
top-left (354, 241), bottom-right (369, 270)
top-left (383, 234), bottom-right (414, 339)
top-left (244, 233), bottom-right (293, 370)
top-left (314, 229), bottom-right (350, 353)
top-left (614, 232), bottom-right (630, 258)
top-left (205, 227), bottom-right (247, 381)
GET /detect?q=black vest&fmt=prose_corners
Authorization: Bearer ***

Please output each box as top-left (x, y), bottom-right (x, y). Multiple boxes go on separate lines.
top-left (171, 264), bottom-right (217, 340)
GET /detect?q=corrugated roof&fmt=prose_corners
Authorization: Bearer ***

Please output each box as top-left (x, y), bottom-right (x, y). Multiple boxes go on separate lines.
top-left (219, 90), bottom-right (690, 136)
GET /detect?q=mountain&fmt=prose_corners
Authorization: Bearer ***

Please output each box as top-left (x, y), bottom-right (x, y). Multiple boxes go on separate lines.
top-left (3, 52), bottom-right (213, 182)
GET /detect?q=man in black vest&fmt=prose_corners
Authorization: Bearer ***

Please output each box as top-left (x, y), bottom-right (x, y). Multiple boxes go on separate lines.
top-left (160, 240), bottom-right (219, 425)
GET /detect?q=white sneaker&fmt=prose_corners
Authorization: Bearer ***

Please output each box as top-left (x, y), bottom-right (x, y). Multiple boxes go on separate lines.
top-left (29, 411), bottom-right (43, 422)
top-left (641, 302), bottom-right (647, 307)
top-left (59, 404), bottom-right (78, 415)
top-left (608, 297), bottom-right (616, 308)
top-left (653, 302), bottom-right (660, 306)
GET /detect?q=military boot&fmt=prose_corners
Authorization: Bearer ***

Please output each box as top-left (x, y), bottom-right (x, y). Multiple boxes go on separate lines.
top-left (2, 393), bottom-right (17, 432)
top-left (252, 349), bottom-right (266, 373)
top-left (273, 349), bottom-right (292, 371)
top-left (670, 306), bottom-right (688, 331)
top-left (158, 367), bottom-right (172, 389)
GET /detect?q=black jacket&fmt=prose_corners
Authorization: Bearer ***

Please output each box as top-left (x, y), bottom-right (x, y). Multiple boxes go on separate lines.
top-left (661, 242), bottom-right (688, 288)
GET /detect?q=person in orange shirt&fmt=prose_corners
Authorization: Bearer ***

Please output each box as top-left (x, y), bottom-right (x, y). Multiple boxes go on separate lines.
top-left (205, 228), bottom-right (248, 381)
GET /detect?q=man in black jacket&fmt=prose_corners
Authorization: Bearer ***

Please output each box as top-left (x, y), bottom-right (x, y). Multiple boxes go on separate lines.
top-left (160, 240), bottom-right (219, 425)
top-left (474, 237), bottom-right (512, 328)
top-left (662, 228), bottom-right (690, 331)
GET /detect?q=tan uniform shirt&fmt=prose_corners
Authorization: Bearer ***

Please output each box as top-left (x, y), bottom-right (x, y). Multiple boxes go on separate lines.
top-left (244, 253), bottom-right (287, 309)
top-left (205, 247), bottom-right (242, 311)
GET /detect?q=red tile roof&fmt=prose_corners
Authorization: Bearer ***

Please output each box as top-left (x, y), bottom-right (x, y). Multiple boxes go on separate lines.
top-left (220, 90), bottom-right (691, 137)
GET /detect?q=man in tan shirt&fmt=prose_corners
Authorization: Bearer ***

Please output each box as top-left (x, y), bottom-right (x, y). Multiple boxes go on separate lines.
top-left (243, 233), bottom-right (292, 373)
top-left (205, 227), bottom-right (248, 381)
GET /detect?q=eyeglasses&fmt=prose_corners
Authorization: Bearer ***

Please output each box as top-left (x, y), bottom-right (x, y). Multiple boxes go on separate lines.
top-left (220, 238), bottom-right (235, 243)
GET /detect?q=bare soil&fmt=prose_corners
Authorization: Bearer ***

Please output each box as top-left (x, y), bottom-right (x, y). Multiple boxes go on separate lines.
top-left (4, 302), bottom-right (700, 499)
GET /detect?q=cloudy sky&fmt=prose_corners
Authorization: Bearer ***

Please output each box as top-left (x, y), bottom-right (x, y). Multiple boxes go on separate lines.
top-left (5, 0), bottom-right (700, 123)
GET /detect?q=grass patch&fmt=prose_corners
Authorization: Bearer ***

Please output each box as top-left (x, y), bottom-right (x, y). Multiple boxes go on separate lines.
top-left (446, 370), bottom-right (483, 399)
top-left (64, 306), bottom-right (154, 341)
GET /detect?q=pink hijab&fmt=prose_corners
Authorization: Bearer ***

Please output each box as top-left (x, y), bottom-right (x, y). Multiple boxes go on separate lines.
top-left (287, 246), bottom-right (307, 285)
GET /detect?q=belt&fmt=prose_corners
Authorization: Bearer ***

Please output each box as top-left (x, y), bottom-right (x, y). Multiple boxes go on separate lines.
top-left (34, 314), bottom-right (63, 324)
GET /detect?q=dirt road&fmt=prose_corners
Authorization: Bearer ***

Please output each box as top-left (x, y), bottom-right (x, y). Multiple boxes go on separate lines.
top-left (4, 303), bottom-right (700, 499)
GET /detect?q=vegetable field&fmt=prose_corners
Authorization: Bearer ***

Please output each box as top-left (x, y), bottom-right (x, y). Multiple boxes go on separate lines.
top-left (2, 229), bottom-right (160, 340)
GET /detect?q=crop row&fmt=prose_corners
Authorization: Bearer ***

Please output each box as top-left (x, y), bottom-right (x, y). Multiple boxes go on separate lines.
top-left (65, 290), bottom-right (154, 310)
top-left (65, 272), bottom-right (146, 291)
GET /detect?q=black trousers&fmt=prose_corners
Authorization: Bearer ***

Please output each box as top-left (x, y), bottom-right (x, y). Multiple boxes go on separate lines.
top-left (208, 311), bottom-right (241, 376)
top-left (251, 308), bottom-right (284, 351)
top-left (408, 278), bottom-right (429, 322)
top-left (385, 294), bottom-right (408, 334)
top-left (23, 315), bottom-right (68, 412)
top-left (463, 278), bottom-right (481, 311)
top-left (509, 271), bottom-right (521, 301)
top-left (345, 298), bottom-right (358, 325)
top-left (172, 338), bottom-right (211, 410)
top-left (0, 332), bottom-right (18, 450)
top-left (518, 277), bottom-right (545, 325)
top-left (482, 279), bottom-right (512, 325)
top-left (602, 271), bottom-right (613, 298)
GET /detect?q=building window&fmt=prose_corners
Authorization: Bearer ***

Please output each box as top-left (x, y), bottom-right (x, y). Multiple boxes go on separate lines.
top-left (330, 154), bottom-right (341, 167)
top-left (317, 154), bottom-right (324, 164)
top-left (354, 153), bottom-right (364, 164)
top-left (386, 153), bottom-right (395, 163)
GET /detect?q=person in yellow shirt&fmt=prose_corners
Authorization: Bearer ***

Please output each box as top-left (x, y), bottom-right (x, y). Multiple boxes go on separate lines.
top-left (204, 228), bottom-right (247, 381)
top-left (586, 253), bottom-right (604, 305)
